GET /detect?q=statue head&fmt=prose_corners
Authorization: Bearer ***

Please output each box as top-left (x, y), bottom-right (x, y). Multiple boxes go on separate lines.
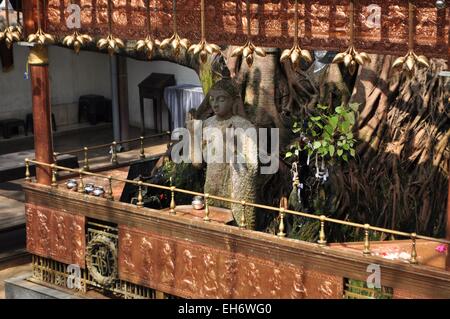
top-left (208, 78), bottom-right (241, 120)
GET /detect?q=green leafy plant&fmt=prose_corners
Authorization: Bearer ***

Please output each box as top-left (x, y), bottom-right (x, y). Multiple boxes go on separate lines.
top-left (286, 103), bottom-right (358, 163)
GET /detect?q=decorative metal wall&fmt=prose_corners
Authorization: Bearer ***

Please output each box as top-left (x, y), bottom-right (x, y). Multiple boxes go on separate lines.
top-left (118, 224), bottom-right (344, 299)
top-left (40, 0), bottom-right (449, 59)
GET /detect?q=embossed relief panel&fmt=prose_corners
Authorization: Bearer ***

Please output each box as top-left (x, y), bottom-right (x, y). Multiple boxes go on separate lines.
top-left (118, 225), bottom-right (343, 299)
top-left (26, 204), bottom-right (51, 258)
top-left (44, 0), bottom-right (448, 58)
top-left (26, 204), bottom-right (86, 268)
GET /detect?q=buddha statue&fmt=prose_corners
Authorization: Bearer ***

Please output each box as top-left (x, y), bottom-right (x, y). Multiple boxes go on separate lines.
top-left (187, 78), bottom-right (258, 229)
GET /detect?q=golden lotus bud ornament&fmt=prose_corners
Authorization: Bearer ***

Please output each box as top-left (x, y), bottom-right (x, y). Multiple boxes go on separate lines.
top-left (232, 0), bottom-right (265, 67)
top-left (97, 34), bottom-right (125, 56)
top-left (280, 0), bottom-right (312, 69)
top-left (231, 41), bottom-right (266, 68)
top-left (0, 26), bottom-right (22, 49)
top-left (160, 32), bottom-right (190, 57)
top-left (189, 40), bottom-right (221, 64)
top-left (188, 0), bottom-right (221, 64)
top-left (0, 0), bottom-right (22, 49)
top-left (160, 0), bottom-right (190, 57)
top-left (135, 35), bottom-right (160, 59)
top-left (392, 2), bottom-right (430, 75)
top-left (135, 0), bottom-right (160, 59)
top-left (63, 31), bottom-right (92, 54)
top-left (392, 50), bottom-right (430, 74)
top-left (332, 46), bottom-right (371, 75)
top-left (27, 27), bottom-right (55, 46)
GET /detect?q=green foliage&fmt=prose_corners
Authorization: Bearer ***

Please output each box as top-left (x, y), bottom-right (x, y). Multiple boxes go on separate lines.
top-left (199, 62), bottom-right (214, 95)
top-left (286, 103), bottom-right (358, 164)
top-left (161, 161), bottom-right (206, 205)
top-left (345, 279), bottom-right (393, 299)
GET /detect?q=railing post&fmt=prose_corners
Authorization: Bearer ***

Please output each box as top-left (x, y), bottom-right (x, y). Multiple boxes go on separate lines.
top-left (137, 181), bottom-right (144, 207)
top-left (139, 136), bottom-right (146, 159)
top-left (203, 193), bottom-right (210, 222)
top-left (77, 169), bottom-right (85, 193)
top-left (25, 159), bottom-right (31, 182)
top-left (239, 200), bottom-right (247, 229)
top-left (318, 215), bottom-right (327, 246)
top-left (170, 186), bottom-right (176, 215)
top-left (410, 233), bottom-right (418, 264)
top-left (51, 164), bottom-right (57, 187)
top-left (83, 147), bottom-right (90, 171)
top-left (277, 207), bottom-right (286, 238)
top-left (106, 176), bottom-right (114, 200)
top-left (363, 224), bottom-right (371, 255)
top-left (111, 141), bottom-right (118, 165)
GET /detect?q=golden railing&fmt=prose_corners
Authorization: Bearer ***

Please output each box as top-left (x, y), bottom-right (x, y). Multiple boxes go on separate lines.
top-left (52, 131), bottom-right (171, 170)
top-left (24, 158), bottom-right (450, 266)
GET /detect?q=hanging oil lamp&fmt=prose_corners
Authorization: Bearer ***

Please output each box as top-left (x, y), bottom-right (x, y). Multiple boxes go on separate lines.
top-left (231, 0), bottom-right (266, 67)
top-left (392, 1), bottom-right (429, 74)
top-left (332, 0), bottom-right (371, 75)
top-left (62, 1), bottom-right (92, 54)
top-left (160, 0), bottom-right (190, 56)
top-left (27, 0), bottom-right (54, 45)
top-left (188, 0), bottom-right (221, 63)
top-left (97, 0), bottom-right (125, 55)
top-left (135, 0), bottom-right (160, 59)
top-left (280, 0), bottom-right (312, 68)
top-left (0, 0), bottom-right (22, 49)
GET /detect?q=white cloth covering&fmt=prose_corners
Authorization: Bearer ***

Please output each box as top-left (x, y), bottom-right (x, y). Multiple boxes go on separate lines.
top-left (164, 84), bottom-right (204, 130)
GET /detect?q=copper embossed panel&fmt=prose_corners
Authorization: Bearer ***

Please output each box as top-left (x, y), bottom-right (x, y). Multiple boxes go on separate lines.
top-left (39, 0), bottom-right (449, 59)
top-left (118, 225), bottom-right (343, 299)
top-left (26, 204), bottom-right (86, 268)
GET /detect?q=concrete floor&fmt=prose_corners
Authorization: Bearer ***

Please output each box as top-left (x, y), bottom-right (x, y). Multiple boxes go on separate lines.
top-left (0, 263), bottom-right (31, 299)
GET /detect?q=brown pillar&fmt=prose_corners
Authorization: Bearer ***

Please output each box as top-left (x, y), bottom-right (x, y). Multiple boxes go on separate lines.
top-left (29, 45), bottom-right (54, 185)
top-left (24, 0), bottom-right (54, 185)
top-left (118, 56), bottom-right (130, 146)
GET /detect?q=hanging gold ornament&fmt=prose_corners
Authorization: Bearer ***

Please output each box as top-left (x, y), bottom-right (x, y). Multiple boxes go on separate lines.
top-left (97, 0), bottom-right (125, 55)
top-left (0, 1), bottom-right (23, 48)
top-left (160, 0), bottom-right (190, 56)
top-left (1, 26), bottom-right (22, 49)
top-left (135, 0), bottom-right (160, 59)
top-left (332, 46), bottom-right (371, 75)
top-left (392, 51), bottom-right (430, 72)
top-left (27, 0), bottom-right (54, 45)
top-left (332, 0), bottom-right (371, 75)
top-left (188, 0), bottom-right (221, 63)
top-left (63, 30), bottom-right (92, 54)
top-left (97, 33), bottom-right (125, 56)
top-left (231, 0), bottom-right (266, 67)
top-left (392, 1), bottom-right (430, 74)
top-left (280, 0), bottom-right (312, 69)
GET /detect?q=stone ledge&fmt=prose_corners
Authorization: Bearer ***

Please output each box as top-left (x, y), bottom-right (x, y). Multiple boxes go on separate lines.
top-left (5, 273), bottom-right (83, 299)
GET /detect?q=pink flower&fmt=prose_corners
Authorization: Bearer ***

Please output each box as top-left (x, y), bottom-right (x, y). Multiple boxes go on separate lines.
top-left (435, 244), bottom-right (447, 254)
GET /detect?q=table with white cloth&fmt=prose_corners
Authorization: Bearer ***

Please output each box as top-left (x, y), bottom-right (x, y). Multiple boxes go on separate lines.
top-left (164, 85), bottom-right (204, 130)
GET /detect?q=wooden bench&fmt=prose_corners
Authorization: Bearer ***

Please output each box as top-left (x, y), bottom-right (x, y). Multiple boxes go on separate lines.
top-left (0, 119), bottom-right (25, 139)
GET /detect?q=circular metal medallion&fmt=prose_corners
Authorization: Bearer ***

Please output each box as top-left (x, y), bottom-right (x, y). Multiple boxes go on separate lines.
top-left (86, 235), bottom-right (118, 287)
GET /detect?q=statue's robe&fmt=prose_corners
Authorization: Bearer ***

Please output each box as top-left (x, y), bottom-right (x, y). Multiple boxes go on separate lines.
top-left (203, 115), bottom-right (258, 229)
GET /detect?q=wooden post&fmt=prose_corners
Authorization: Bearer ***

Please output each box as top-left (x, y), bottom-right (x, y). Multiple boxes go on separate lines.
top-left (118, 56), bottom-right (130, 148)
top-left (24, 0), bottom-right (54, 185)
top-left (29, 47), bottom-right (54, 185)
